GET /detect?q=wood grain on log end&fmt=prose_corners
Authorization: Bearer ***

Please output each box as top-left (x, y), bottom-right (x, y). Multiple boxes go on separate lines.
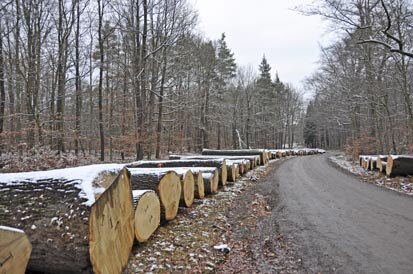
top-left (0, 226), bottom-right (32, 274)
top-left (180, 170), bottom-right (195, 207)
top-left (193, 172), bottom-right (205, 199)
top-left (89, 168), bottom-right (134, 274)
top-left (132, 190), bottom-right (160, 243)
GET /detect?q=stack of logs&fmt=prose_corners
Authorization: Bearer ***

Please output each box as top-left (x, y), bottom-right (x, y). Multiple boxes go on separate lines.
top-left (359, 155), bottom-right (413, 177)
top-left (0, 147), bottom-right (324, 274)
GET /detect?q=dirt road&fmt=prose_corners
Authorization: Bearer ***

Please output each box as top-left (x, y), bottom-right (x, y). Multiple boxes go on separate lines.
top-left (273, 153), bottom-right (413, 273)
top-left (220, 153), bottom-right (413, 273)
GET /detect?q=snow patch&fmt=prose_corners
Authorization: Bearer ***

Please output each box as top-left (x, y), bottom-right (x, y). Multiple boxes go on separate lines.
top-left (0, 225), bottom-right (25, 234)
top-left (0, 164), bottom-right (125, 206)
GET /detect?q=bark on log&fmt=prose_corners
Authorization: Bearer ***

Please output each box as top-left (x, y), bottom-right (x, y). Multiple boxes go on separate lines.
top-left (128, 169), bottom-right (181, 222)
top-left (201, 149), bottom-right (268, 165)
top-left (0, 167), bottom-right (134, 274)
top-left (132, 190), bottom-right (160, 243)
top-left (168, 155), bottom-right (258, 170)
top-left (226, 163), bottom-right (238, 183)
top-left (127, 159), bottom-right (227, 186)
top-left (359, 155), bottom-right (372, 167)
top-left (386, 155), bottom-right (413, 177)
top-left (0, 226), bottom-right (32, 274)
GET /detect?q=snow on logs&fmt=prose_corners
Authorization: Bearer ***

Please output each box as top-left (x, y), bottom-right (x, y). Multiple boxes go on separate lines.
top-left (129, 168), bottom-right (194, 208)
top-left (132, 190), bottom-right (160, 243)
top-left (386, 155), bottom-right (413, 177)
top-left (202, 149), bottom-right (269, 165)
top-left (127, 159), bottom-right (228, 186)
top-left (0, 165), bottom-right (134, 274)
top-left (0, 226), bottom-right (32, 274)
top-left (169, 154), bottom-right (257, 170)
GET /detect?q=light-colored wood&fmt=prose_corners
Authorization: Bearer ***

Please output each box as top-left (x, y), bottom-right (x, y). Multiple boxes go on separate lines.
top-left (0, 226), bottom-right (32, 274)
top-left (129, 169), bottom-right (181, 222)
top-left (180, 170), bottom-right (195, 207)
top-left (89, 168), bottom-right (134, 274)
top-left (132, 190), bottom-right (160, 243)
top-left (193, 172), bottom-right (205, 199)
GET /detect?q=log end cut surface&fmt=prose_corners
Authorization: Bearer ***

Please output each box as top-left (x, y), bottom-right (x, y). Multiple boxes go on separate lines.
top-left (181, 171), bottom-right (195, 208)
top-left (158, 171), bottom-right (182, 221)
top-left (0, 226), bottom-right (32, 274)
top-left (194, 172), bottom-right (205, 199)
top-left (133, 191), bottom-right (160, 243)
top-left (89, 168), bottom-right (134, 274)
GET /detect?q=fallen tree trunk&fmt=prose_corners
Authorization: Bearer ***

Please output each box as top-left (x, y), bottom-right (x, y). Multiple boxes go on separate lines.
top-left (127, 159), bottom-right (227, 186)
top-left (132, 190), bottom-right (160, 243)
top-left (0, 226), bottom-right (32, 274)
top-left (201, 169), bottom-right (219, 195)
top-left (386, 155), bottom-right (413, 177)
top-left (128, 169), bottom-right (181, 222)
top-left (359, 155), bottom-right (372, 167)
top-left (192, 172), bottom-right (205, 199)
top-left (201, 149), bottom-right (268, 165)
top-left (129, 168), bottom-right (194, 208)
top-left (168, 155), bottom-right (258, 170)
top-left (0, 165), bottom-right (134, 274)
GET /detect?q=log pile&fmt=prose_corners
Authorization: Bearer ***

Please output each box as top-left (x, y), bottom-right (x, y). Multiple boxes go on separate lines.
top-left (358, 154), bottom-right (413, 177)
top-left (0, 147), bottom-right (321, 273)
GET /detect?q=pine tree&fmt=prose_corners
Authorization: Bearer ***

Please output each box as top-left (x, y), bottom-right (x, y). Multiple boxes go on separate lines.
top-left (257, 55), bottom-right (272, 90)
top-left (216, 33), bottom-right (236, 89)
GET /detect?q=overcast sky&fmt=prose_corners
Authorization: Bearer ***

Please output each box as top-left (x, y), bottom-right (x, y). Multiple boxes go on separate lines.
top-left (189, 0), bottom-right (333, 92)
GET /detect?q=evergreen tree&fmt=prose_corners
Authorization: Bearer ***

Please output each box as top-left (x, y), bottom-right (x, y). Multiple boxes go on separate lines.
top-left (216, 33), bottom-right (236, 89)
top-left (257, 55), bottom-right (272, 90)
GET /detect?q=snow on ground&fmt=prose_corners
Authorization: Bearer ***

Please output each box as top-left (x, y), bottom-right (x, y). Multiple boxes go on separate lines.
top-left (0, 225), bottom-right (25, 234)
top-left (329, 153), bottom-right (413, 197)
top-left (0, 164), bottom-right (125, 206)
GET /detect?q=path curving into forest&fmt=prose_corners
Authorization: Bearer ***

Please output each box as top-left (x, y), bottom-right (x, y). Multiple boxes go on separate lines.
top-left (274, 153), bottom-right (413, 273)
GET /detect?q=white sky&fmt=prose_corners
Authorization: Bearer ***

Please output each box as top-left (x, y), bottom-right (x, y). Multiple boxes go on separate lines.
top-left (190, 0), bottom-right (334, 92)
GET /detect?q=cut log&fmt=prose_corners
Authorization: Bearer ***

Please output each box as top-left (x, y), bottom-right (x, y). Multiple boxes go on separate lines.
top-left (169, 155), bottom-right (258, 170)
top-left (369, 156), bottom-right (378, 170)
top-left (0, 226), bottom-right (32, 274)
top-left (0, 165), bottom-right (134, 274)
top-left (201, 169), bottom-right (219, 195)
top-left (359, 155), bottom-right (372, 167)
top-left (192, 172), bottom-right (205, 199)
top-left (128, 169), bottom-right (181, 222)
top-left (132, 190), bottom-right (160, 243)
top-left (127, 159), bottom-right (228, 186)
top-left (202, 149), bottom-right (268, 165)
top-left (386, 155), bottom-right (413, 177)
top-left (377, 156), bottom-right (388, 173)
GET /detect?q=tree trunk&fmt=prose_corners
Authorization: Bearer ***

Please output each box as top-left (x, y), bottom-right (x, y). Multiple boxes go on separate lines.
top-left (169, 155), bottom-right (257, 170)
top-left (0, 27), bottom-right (5, 139)
top-left (128, 169), bottom-right (181, 222)
top-left (202, 149), bottom-right (268, 165)
top-left (98, 0), bottom-right (105, 161)
top-left (127, 159), bottom-right (228, 186)
top-left (386, 155), bottom-right (413, 177)
top-left (0, 226), bottom-right (32, 274)
top-left (0, 168), bottom-right (134, 274)
top-left (132, 190), bottom-right (160, 243)
top-left (201, 169), bottom-right (219, 195)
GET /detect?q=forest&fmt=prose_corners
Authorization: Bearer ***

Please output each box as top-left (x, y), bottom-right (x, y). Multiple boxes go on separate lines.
top-left (0, 0), bottom-right (303, 170)
top-left (303, 0), bottom-right (413, 158)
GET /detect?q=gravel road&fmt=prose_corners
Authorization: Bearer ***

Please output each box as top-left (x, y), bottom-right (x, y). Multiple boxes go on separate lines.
top-left (274, 153), bottom-right (413, 273)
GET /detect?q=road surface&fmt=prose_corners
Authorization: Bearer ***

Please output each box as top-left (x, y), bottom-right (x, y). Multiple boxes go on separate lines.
top-left (272, 153), bottom-right (413, 273)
